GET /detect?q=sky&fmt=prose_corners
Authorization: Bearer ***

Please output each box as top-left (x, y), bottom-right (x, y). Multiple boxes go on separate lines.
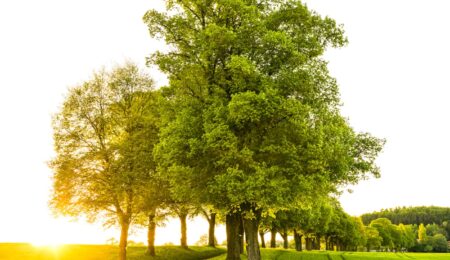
top-left (1, 0), bottom-right (450, 245)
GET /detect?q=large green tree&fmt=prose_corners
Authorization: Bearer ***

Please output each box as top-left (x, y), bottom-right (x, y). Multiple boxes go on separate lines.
top-left (146, 1), bottom-right (383, 259)
top-left (50, 63), bottom-right (159, 260)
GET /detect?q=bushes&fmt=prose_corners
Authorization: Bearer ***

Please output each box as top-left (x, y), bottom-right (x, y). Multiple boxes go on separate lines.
top-left (429, 234), bottom-right (448, 252)
top-left (410, 234), bottom-right (448, 252)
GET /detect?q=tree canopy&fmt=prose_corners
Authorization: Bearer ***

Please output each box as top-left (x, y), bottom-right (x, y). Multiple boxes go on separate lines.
top-left (362, 206), bottom-right (450, 226)
top-left (50, 63), bottom-right (160, 260)
top-left (145, 1), bottom-right (383, 259)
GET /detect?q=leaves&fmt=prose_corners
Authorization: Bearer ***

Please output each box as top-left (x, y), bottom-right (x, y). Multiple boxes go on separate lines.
top-left (149, 0), bottom-right (384, 217)
top-left (50, 63), bottom-right (160, 226)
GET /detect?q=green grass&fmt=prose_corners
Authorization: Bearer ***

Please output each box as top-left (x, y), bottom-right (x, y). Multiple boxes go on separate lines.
top-left (2, 244), bottom-right (450, 259)
top-left (0, 243), bottom-right (225, 260)
top-left (207, 249), bottom-right (450, 260)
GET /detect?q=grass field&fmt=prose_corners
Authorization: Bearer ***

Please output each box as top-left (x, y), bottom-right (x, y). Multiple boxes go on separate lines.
top-left (0, 243), bottom-right (225, 260)
top-left (1, 244), bottom-right (450, 259)
top-left (209, 248), bottom-right (450, 260)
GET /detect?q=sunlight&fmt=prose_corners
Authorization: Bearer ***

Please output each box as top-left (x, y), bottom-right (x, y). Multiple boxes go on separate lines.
top-left (30, 235), bottom-right (64, 248)
top-left (25, 216), bottom-right (113, 247)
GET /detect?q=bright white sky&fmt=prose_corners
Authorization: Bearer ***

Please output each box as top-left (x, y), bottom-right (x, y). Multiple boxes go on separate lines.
top-left (1, 0), bottom-right (450, 245)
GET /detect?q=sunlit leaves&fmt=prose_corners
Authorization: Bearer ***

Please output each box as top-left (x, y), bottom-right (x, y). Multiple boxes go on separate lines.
top-left (50, 63), bottom-right (158, 226)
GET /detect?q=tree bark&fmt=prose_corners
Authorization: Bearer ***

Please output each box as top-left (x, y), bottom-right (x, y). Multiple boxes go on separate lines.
top-left (146, 211), bottom-right (156, 256)
top-left (238, 216), bottom-right (244, 254)
top-left (243, 217), bottom-right (261, 260)
top-left (270, 228), bottom-right (277, 248)
top-left (259, 230), bottom-right (266, 248)
top-left (280, 228), bottom-right (288, 249)
top-left (293, 229), bottom-right (302, 251)
top-left (208, 212), bottom-right (217, 247)
top-left (119, 221), bottom-right (130, 260)
top-left (179, 212), bottom-right (188, 248)
top-left (305, 237), bottom-right (311, 251)
top-left (316, 235), bottom-right (321, 250)
top-left (226, 212), bottom-right (241, 260)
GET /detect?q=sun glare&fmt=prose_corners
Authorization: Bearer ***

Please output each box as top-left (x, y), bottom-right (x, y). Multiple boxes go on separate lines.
top-left (30, 237), bottom-right (64, 249)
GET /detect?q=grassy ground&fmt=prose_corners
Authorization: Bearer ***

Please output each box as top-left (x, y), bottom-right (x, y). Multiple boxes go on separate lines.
top-left (208, 248), bottom-right (450, 260)
top-left (0, 243), bottom-right (225, 260)
top-left (2, 244), bottom-right (450, 259)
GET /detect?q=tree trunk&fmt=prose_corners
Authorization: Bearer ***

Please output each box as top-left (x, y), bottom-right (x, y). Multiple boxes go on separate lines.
top-left (179, 213), bottom-right (188, 248)
top-left (316, 235), bottom-right (321, 250)
top-left (293, 229), bottom-right (302, 251)
top-left (226, 212), bottom-right (241, 260)
top-left (146, 212), bottom-right (156, 256)
top-left (259, 230), bottom-right (266, 248)
top-left (270, 228), bottom-right (277, 248)
top-left (243, 217), bottom-right (261, 260)
top-left (208, 212), bottom-right (217, 247)
top-left (305, 237), bottom-right (311, 251)
top-left (280, 228), bottom-right (288, 249)
top-left (238, 216), bottom-right (244, 254)
top-left (119, 221), bottom-right (130, 260)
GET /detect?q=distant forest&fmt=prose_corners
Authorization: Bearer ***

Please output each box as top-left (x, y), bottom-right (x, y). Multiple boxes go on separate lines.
top-left (361, 206), bottom-right (450, 226)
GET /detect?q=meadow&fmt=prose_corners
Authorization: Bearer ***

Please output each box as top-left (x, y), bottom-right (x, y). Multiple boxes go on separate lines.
top-left (0, 243), bottom-right (225, 260)
top-left (2, 244), bottom-right (450, 260)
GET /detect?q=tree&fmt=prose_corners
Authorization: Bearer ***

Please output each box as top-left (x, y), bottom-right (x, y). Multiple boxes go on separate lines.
top-left (201, 207), bottom-right (218, 247)
top-left (146, 1), bottom-right (383, 259)
top-left (418, 223), bottom-right (427, 242)
top-left (365, 226), bottom-right (382, 251)
top-left (50, 63), bottom-right (157, 260)
top-left (430, 234), bottom-right (448, 252)
top-left (169, 203), bottom-right (198, 248)
top-left (398, 224), bottom-right (415, 250)
top-left (137, 196), bottom-right (169, 256)
top-left (369, 218), bottom-right (400, 250)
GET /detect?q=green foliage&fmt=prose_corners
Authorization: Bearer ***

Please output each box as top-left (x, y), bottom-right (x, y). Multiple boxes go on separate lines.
top-left (49, 63), bottom-right (164, 260)
top-left (361, 206), bottom-right (450, 227)
top-left (426, 223), bottom-right (448, 238)
top-left (148, 0), bottom-right (383, 220)
top-left (50, 63), bottom-right (159, 225)
top-left (145, 2), bottom-right (383, 259)
top-left (429, 234), bottom-right (448, 252)
top-left (369, 218), bottom-right (399, 250)
top-left (364, 226), bottom-right (382, 250)
top-left (397, 224), bottom-right (415, 249)
top-left (418, 223), bottom-right (427, 242)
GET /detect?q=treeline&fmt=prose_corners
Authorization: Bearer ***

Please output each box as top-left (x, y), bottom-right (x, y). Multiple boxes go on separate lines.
top-left (267, 205), bottom-right (449, 253)
top-left (363, 219), bottom-right (448, 252)
top-left (260, 198), bottom-right (369, 252)
top-left (49, 1), bottom-right (385, 260)
top-left (358, 206), bottom-right (450, 252)
top-left (362, 206), bottom-right (450, 227)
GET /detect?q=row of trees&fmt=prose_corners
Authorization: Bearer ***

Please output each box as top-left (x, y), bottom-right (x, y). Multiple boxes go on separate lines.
top-left (50, 1), bottom-right (384, 260)
top-left (362, 206), bottom-right (450, 237)
top-left (363, 219), bottom-right (448, 252)
top-left (258, 197), bottom-right (367, 252)
top-left (264, 207), bottom-right (448, 253)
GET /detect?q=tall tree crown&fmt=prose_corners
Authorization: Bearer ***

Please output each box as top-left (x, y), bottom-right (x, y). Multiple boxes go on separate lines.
top-left (147, 0), bottom-right (383, 213)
